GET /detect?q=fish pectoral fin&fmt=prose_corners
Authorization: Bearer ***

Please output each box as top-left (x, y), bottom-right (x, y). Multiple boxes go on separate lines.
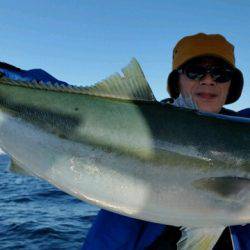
top-left (192, 176), bottom-right (250, 199)
top-left (9, 158), bottom-right (34, 176)
top-left (177, 226), bottom-right (225, 250)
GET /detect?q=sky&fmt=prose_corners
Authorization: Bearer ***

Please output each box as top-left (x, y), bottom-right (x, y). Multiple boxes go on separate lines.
top-left (0, 0), bottom-right (249, 111)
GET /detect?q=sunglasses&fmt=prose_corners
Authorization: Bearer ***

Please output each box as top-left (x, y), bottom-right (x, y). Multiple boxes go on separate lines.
top-left (178, 65), bottom-right (234, 83)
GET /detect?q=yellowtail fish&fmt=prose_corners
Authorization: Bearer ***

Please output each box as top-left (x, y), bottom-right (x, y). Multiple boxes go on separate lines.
top-left (0, 59), bottom-right (249, 249)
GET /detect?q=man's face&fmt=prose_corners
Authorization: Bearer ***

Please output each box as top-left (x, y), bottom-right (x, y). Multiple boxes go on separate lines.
top-left (178, 57), bottom-right (231, 113)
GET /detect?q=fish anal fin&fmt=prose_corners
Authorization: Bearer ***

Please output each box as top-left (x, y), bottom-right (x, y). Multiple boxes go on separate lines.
top-left (177, 227), bottom-right (225, 250)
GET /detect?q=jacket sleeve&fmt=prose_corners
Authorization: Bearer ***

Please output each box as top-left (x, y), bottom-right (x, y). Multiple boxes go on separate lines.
top-left (238, 108), bottom-right (250, 118)
top-left (0, 65), bottom-right (68, 86)
top-left (82, 210), bottom-right (146, 250)
top-left (230, 224), bottom-right (250, 250)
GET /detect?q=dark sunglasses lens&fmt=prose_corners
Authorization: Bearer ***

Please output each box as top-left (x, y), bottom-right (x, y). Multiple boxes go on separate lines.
top-left (185, 65), bottom-right (206, 80)
top-left (183, 65), bottom-right (234, 83)
top-left (210, 67), bottom-right (233, 83)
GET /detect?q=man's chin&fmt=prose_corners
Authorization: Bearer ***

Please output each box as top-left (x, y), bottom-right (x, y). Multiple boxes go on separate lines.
top-left (196, 104), bottom-right (220, 114)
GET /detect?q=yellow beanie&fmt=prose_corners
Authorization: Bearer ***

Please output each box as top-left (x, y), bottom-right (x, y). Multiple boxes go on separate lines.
top-left (172, 33), bottom-right (235, 70)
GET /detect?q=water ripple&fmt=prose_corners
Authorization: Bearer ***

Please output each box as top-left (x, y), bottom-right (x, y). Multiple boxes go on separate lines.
top-left (0, 154), bottom-right (99, 249)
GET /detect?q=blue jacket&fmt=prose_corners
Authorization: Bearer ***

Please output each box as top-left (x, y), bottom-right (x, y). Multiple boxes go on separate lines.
top-left (239, 108), bottom-right (250, 118)
top-left (83, 210), bottom-right (166, 249)
top-left (83, 109), bottom-right (250, 250)
top-left (0, 61), bottom-right (68, 85)
top-left (83, 210), bottom-right (250, 250)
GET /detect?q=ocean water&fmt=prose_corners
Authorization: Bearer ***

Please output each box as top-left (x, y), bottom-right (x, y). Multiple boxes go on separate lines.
top-left (0, 154), bottom-right (99, 250)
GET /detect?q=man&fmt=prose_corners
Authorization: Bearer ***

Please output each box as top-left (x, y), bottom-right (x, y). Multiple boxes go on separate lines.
top-left (82, 33), bottom-right (250, 250)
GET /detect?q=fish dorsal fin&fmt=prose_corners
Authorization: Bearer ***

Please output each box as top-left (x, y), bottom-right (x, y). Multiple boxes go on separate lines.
top-left (177, 227), bottom-right (225, 250)
top-left (0, 58), bottom-right (156, 102)
top-left (83, 58), bottom-right (156, 101)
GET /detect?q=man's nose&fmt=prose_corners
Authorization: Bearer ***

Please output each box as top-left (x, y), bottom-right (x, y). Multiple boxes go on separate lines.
top-left (200, 74), bottom-right (216, 86)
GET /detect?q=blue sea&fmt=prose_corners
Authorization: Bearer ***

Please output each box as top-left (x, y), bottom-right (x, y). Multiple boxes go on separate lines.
top-left (0, 153), bottom-right (99, 250)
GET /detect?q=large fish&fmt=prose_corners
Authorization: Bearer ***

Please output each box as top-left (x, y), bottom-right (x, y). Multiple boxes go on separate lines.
top-left (0, 59), bottom-right (249, 249)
